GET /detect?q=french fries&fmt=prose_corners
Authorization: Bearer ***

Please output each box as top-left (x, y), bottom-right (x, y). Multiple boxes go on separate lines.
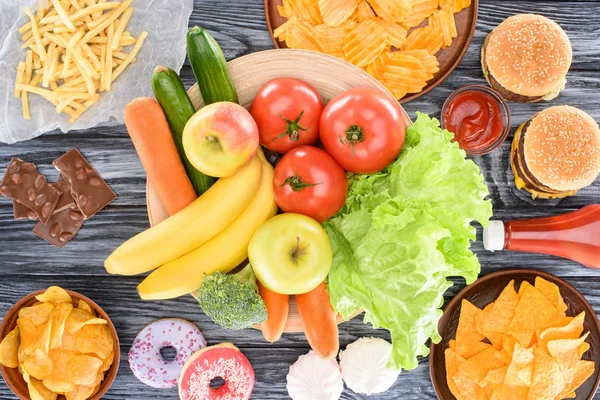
top-left (15, 0), bottom-right (147, 122)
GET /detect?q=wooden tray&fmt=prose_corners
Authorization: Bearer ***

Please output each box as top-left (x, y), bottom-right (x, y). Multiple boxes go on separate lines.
top-left (429, 269), bottom-right (600, 400)
top-left (146, 49), bottom-right (411, 332)
top-left (264, 0), bottom-right (479, 103)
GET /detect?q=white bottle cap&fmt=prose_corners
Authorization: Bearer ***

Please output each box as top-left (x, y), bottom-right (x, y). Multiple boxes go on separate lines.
top-left (483, 221), bottom-right (505, 251)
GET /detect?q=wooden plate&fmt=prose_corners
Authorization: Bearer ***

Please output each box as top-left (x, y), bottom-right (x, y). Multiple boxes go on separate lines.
top-left (0, 290), bottom-right (120, 400)
top-left (146, 49), bottom-right (411, 333)
top-left (264, 0), bottom-right (479, 103)
top-left (430, 269), bottom-right (600, 400)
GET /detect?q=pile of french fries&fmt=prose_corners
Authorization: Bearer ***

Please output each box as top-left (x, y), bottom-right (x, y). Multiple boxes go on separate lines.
top-left (14, 0), bottom-right (148, 123)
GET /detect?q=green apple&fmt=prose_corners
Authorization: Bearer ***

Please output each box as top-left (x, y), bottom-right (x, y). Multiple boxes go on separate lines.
top-left (248, 213), bottom-right (332, 295)
top-left (183, 101), bottom-right (259, 177)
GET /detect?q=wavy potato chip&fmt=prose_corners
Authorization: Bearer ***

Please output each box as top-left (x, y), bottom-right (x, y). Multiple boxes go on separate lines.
top-left (49, 302), bottom-right (73, 350)
top-left (353, 0), bottom-right (376, 22)
top-left (0, 327), bottom-right (20, 368)
top-left (76, 324), bottom-right (113, 360)
top-left (35, 287), bottom-right (72, 304)
top-left (68, 354), bottom-right (103, 386)
top-left (289, 0), bottom-right (323, 24)
top-left (368, 0), bottom-right (412, 23)
top-left (438, 9), bottom-right (456, 47)
top-left (319, 0), bottom-right (359, 27)
top-left (315, 21), bottom-right (356, 58)
top-left (23, 349), bottom-right (54, 380)
top-left (377, 18), bottom-right (408, 49)
top-left (381, 52), bottom-right (430, 98)
top-left (343, 19), bottom-right (387, 67)
top-left (28, 377), bottom-right (57, 400)
top-left (19, 303), bottom-right (55, 327)
top-left (66, 308), bottom-right (107, 335)
top-left (287, 20), bottom-right (326, 52)
top-left (453, 0), bottom-right (471, 13)
top-left (403, 0), bottom-right (439, 28)
top-left (402, 25), bottom-right (444, 54)
top-left (396, 49), bottom-right (439, 77)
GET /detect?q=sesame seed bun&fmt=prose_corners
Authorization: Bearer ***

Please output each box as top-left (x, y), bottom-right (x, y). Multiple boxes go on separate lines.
top-left (482, 14), bottom-right (572, 100)
top-left (516, 106), bottom-right (600, 196)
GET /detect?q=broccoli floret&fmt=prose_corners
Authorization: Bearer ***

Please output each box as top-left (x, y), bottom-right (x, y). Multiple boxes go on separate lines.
top-left (197, 264), bottom-right (267, 330)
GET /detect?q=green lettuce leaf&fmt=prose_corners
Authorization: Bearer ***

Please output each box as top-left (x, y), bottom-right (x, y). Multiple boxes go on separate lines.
top-left (326, 113), bottom-right (492, 370)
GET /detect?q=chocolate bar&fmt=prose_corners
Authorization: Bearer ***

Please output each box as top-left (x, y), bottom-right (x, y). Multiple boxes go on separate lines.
top-left (32, 205), bottom-right (84, 248)
top-left (13, 177), bottom-right (75, 220)
top-left (53, 148), bottom-right (116, 219)
top-left (0, 158), bottom-right (60, 224)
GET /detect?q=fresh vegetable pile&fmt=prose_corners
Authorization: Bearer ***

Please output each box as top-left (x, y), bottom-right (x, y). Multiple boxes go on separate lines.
top-left (325, 113), bottom-right (492, 370)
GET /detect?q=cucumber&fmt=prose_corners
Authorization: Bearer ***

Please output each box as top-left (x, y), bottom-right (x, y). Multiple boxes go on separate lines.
top-left (186, 26), bottom-right (238, 105)
top-left (151, 66), bottom-right (215, 195)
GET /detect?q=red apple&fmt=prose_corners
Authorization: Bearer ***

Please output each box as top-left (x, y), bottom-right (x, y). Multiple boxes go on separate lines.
top-left (183, 102), bottom-right (259, 177)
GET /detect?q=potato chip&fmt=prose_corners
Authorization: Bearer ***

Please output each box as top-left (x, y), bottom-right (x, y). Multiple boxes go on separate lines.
top-left (381, 52), bottom-right (430, 98)
top-left (102, 350), bottom-right (114, 372)
top-left (368, 0), bottom-right (412, 23)
top-left (60, 331), bottom-right (79, 353)
top-left (438, 9), bottom-right (456, 48)
top-left (76, 324), bottom-right (113, 360)
top-left (43, 349), bottom-right (77, 393)
top-left (23, 349), bottom-right (53, 380)
top-left (277, 2), bottom-right (293, 19)
top-left (65, 384), bottom-right (96, 400)
top-left (445, 348), bottom-right (465, 400)
top-left (315, 21), bottom-right (356, 58)
top-left (535, 277), bottom-right (567, 315)
top-left (19, 303), bottom-right (55, 327)
top-left (289, 0), bottom-right (322, 24)
top-left (504, 343), bottom-right (534, 387)
top-left (273, 16), bottom-right (294, 42)
top-left (529, 346), bottom-right (566, 397)
top-left (458, 347), bottom-right (505, 383)
top-left (396, 49), bottom-right (439, 77)
top-left (287, 20), bottom-right (326, 52)
top-left (28, 377), bottom-right (57, 400)
top-left (403, 0), bottom-right (438, 28)
top-left (36, 320), bottom-right (53, 355)
top-left (453, 370), bottom-right (485, 400)
top-left (18, 317), bottom-right (40, 355)
top-left (353, 0), bottom-right (376, 22)
top-left (68, 354), bottom-right (103, 386)
top-left (49, 302), bottom-right (73, 350)
top-left (35, 286), bottom-right (72, 304)
top-left (65, 308), bottom-right (107, 335)
top-left (0, 327), bottom-right (20, 368)
top-left (539, 312), bottom-right (584, 342)
top-left (76, 300), bottom-right (94, 316)
top-left (509, 284), bottom-right (560, 331)
top-left (377, 18), bottom-right (408, 49)
top-left (402, 25), bottom-right (444, 54)
top-left (343, 19), bottom-right (387, 67)
top-left (319, 0), bottom-right (359, 27)
top-left (453, 0), bottom-right (471, 13)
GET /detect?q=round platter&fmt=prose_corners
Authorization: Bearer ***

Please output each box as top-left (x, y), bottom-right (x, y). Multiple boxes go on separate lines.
top-left (429, 269), bottom-right (600, 400)
top-left (264, 0), bottom-right (479, 103)
top-left (146, 49), bottom-right (411, 333)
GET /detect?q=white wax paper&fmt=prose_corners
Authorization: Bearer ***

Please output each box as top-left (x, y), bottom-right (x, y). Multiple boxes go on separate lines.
top-left (0, 0), bottom-right (193, 144)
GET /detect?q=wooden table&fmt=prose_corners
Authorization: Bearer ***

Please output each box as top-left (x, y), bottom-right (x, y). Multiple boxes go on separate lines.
top-left (1, 1), bottom-right (599, 399)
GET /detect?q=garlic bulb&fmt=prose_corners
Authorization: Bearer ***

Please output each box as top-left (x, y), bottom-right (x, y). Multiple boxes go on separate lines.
top-left (339, 337), bottom-right (400, 396)
top-left (286, 350), bottom-right (344, 400)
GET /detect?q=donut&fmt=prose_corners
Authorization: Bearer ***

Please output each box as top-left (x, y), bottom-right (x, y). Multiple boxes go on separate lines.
top-left (179, 343), bottom-right (255, 400)
top-left (128, 318), bottom-right (207, 389)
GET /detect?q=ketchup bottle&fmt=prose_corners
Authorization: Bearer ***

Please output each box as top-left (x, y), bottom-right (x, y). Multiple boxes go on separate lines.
top-left (483, 205), bottom-right (600, 268)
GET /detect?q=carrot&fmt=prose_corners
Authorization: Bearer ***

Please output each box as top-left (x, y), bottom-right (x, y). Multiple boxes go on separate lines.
top-left (258, 282), bottom-right (289, 343)
top-left (296, 282), bottom-right (339, 359)
top-left (124, 97), bottom-right (197, 215)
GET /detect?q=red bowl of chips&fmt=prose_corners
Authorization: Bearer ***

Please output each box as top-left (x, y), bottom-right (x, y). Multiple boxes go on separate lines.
top-left (430, 269), bottom-right (600, 400)
top-left (0, 287), bottom-right (120, 400)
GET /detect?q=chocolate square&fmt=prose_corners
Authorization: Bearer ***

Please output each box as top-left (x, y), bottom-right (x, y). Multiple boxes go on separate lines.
top-left (13, 177), bottom-right (75, 220)
top-left (32, 206), bottom-right (84, 248)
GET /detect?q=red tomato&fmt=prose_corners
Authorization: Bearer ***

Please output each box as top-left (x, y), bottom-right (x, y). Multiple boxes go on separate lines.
top-left (319, 88), bottom-right (406, 173)
top-left (249, 78), bottom-right (324, 154)
top-left (273, 146), bottom-right (347, 223)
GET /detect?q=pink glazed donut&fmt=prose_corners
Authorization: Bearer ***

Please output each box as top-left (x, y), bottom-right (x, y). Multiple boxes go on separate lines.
top-left (129, 318), bottom-right (207, 388)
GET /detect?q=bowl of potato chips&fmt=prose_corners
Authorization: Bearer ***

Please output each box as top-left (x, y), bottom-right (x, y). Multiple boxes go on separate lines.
top-left (430, 269), bottom-right (600, 400)
top-left (0, 286), bottom-right (119, 400)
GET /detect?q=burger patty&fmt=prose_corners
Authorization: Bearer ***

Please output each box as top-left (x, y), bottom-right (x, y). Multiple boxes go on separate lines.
top-left (512, 120), bottom-right (566, 195)
top-left (481, 38), bottom-right (544, 103)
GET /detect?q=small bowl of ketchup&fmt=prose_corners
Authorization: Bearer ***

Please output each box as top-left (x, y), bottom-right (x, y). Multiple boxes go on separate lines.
top-left (441, 85), bottom-right (510, 156)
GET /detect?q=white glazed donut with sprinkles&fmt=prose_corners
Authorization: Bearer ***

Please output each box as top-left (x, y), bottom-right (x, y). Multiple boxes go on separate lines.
top-left (129, 318), bottom-right (207, 389)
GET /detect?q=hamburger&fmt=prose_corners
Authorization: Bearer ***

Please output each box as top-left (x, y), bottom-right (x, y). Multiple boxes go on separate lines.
top-left (511, 106), bottom-right (600, 199)
top-left (481, 14), bottom-right (572, 103)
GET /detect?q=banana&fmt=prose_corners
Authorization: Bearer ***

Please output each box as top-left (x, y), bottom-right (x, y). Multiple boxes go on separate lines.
top-left (137, 158), bottom-right (278, 300)
top-left (105, 156), bottom-right (262, 276)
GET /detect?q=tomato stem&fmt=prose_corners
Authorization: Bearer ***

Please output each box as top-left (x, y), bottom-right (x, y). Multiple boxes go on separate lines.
top-left (340, 125), bottom-right (364, 156)
top-left (275, 111), bottom-right (308, 142)
top-left (281, 176), bottom-right (321, 191)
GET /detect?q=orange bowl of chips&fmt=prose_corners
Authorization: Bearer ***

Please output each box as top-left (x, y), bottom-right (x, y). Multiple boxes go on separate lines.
top-left (0, 287), bottom-right (120, 400)
top-left (430, 269), bottom-right (600, 400)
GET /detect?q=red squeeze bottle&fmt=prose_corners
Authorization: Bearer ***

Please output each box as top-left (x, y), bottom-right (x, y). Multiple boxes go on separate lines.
top-left (483, 205), bottom-right (600, 268)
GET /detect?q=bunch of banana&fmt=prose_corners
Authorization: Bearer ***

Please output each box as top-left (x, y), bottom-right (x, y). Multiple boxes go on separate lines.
top-left (104, 153), bottom-right (278, 300)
